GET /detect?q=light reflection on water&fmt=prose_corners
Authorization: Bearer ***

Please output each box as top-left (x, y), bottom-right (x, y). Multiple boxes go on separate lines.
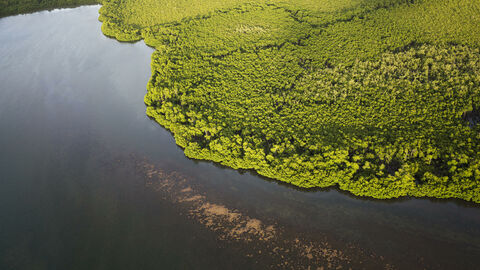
top-left (0, 6), bottom-right (479, 269)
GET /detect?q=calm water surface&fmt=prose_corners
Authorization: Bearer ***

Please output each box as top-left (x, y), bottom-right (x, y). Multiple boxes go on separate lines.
top-left (0, 6), bottom-right (479, 269)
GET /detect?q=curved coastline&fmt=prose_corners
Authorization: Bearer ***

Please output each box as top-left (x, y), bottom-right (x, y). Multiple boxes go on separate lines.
top-left (97, 0), bottom-right (480, 203)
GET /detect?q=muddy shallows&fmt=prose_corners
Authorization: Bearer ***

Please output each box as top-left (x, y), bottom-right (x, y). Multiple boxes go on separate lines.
top-left (128, 154), bottom-right (393, 270)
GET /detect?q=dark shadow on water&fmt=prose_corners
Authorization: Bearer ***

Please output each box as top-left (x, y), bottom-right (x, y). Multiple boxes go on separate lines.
top-left (145, 115), bottom-right (480, 209)
top-left (103, 34), bottom-right (156, 50)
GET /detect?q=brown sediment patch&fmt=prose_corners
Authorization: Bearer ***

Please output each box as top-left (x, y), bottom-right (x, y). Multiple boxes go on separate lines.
top-left (180, 187), bottom-right (193, 193)
top-left (132, 156), bottom-right (394, 269)
top-left (199, 203), bottom-right (241, 222)
top-left (180, 195), bottom-right (204, 202)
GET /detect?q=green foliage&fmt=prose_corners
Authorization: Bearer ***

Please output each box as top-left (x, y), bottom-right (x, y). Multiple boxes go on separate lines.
top-left (102, 0), bottom-right (480, 203)
top-left (8, 0), bottom-right (478, 202)
top-left (0, 0), bottom-right (99, 17)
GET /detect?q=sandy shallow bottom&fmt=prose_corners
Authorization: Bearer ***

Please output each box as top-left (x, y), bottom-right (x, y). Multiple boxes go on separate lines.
top-left (1, 6), bottom-right (479, 269)
top-left (133, 154), bottom-right (394, 269)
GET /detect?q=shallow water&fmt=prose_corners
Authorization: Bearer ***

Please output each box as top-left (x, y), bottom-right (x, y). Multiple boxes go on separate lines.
top-left (0, 6), bottom-right (479, 269)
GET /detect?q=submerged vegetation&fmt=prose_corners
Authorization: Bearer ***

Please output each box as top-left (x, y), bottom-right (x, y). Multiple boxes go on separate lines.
top-left (98, 0), bottom-right (480, 203)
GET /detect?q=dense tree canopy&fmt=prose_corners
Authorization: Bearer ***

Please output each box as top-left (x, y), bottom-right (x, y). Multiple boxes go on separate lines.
top-left (98, 0), bottom-right (480, 203)
top-left (5, 0), bottom-right (479, 202)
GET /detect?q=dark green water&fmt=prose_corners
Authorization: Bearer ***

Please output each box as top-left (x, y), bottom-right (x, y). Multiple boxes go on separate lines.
top-left (0, 6), bottom-right (479, 269)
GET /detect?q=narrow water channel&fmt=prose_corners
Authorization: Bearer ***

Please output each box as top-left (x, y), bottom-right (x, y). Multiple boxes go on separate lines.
top-left (0, 6), bottom-right (479, 269)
